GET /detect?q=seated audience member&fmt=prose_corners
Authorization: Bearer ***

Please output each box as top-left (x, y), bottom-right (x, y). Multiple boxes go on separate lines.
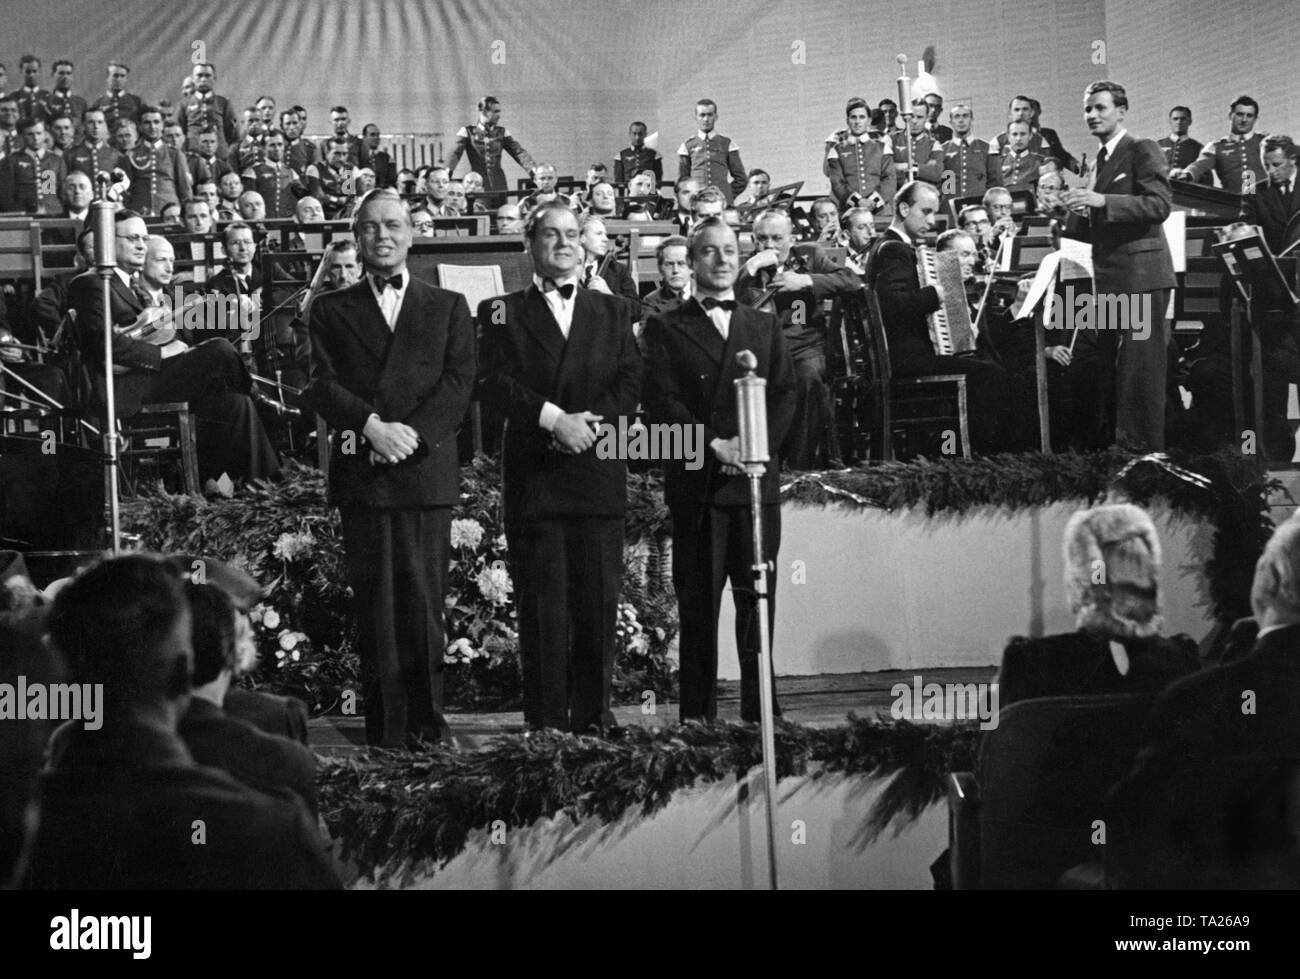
top-left (495, 202), bottom-right (523, 234)
top-left (216, 170), bottom-right (244, 221)
top-left (734, 167), bottom-right (771, 208)
top-left (237, 189), bottom-right (267, 223)
top-left (179, 581), bottom-right (317, 816)
top-left (181, 195), bottom-right (214, 234)
top-left (410, 204), bottom-right (436, 236)
top-left (59, 170), bottom-right (92, 227)
top-left (294, 195), bottom-right (326, 225)
top-left (584, 179), bottom-right (618, 219)
top-left (396, 168), bottom-right (417, 195)
top-left (25, 553), bottom-right (341, 889)
top-left (640, 235), bottom-right (692, 318)
top-left (997, 503), bottom-right (1199, 708)
top-left (444, 176), bottom-right (466, 216)
top-left (1108, 515), bottom-right (1300, 888)
top-left (160, 200), bottom-right (183, 227)
top-left (194, 179), bottom-right (220, 216)
top-left (623, 169), bottom-right (663, 219)
top-left (689, 184), bottom-right (726, 226)
top-left (520, 163), bottom-right (571, 211)
top-left (462, 170), bottom-right (487, 212)
top-left (671, 176), bottom-right (702, 232)
top-left (579, 215), bottom-right (639, 311)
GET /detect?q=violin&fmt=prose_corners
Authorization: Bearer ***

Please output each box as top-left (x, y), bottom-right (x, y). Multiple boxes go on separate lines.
top-left (751, 249), bottom-right (810, 310)
top-left (116, 303), bottom-right (179, 346)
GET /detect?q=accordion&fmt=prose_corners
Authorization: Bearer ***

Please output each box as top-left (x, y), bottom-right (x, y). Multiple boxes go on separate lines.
top-left (917, 244), bottom-right (976, 355)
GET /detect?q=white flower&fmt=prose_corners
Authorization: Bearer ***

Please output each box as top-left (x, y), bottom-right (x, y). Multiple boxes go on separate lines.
top-left (262, 608), bottom-right (281, 630)
top-left (446, 637), bottom-right (475, 663)
top-left (291, 649), bottom-right (301, 662)
top-left (278, 630), bottom-right (299, 652)
top-left (493, 534), bottom-right (508, 551)
top-left (475, 563), bottom-right (514, 605)
top-left (450, 518), bottom-right (485, 550)
top-left (248, 604), bottom-right (264, 625)
top-left (272, 531), bottom-right (316, 562)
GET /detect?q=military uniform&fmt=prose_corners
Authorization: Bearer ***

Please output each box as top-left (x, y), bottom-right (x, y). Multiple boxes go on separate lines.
top-left (0, 129), bottom-right (22, 158)
top-left (304, 161), bottom-right (353, 218)
top-left (40, 89), bottom-right (87, 129)
top-left (187, 149), bottom-right (232, 186)
top-left (285, 136), bottom-right (320, 175)
top-left (0, 148), bottom-right (67, 214)
top-left (676, 130), bottom-right (746, 204)
top-left (941, 135), bottom-right (994, 200)
top-left (990, 147), bottom-right (1044, 195)
top-left (228, 135), bottom-right (266, 174)
top-left (64, 139), bottom-right (127, 181)
top-left (315, 132), bottom-right (362, 167)
top-left (446, 121), bottom-right (536, 196)
top-left (123, 140), bottom-right (193, 217)
top-left (243, 160), bottom-right (306, 218)
top-left (889, 130), bottom-right (945, 185)
top-left (825, 131), bottom-right (895, 208)
top-left (992, 128), bottom-right (1077, 173)
top-left (927, 122), bottom-right (954, 143)
top-left (614, 145), bottom-right (661, 185)
top-left (1182, 132), bottom-right (1269, 193)
top-left (176, 92), bottom-right (240, 157)
top-left (13, 85), bottom-right (49, 123)
top-left (91, 90), bottom-right (143, 132)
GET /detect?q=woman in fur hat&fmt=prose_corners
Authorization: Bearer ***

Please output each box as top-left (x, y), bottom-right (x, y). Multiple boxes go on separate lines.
top-left (997, 503), bottom-right (1201, 707)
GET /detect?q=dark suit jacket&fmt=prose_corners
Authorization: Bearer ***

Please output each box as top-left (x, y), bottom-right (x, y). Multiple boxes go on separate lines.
top-left (642, 299), bottom-right (795, 510)
top-left (180, 697), bottom-right (318, 817)
top-left (997, 630), bottom-right (1200, 708)
top-left (735, 244), bottom-right (859, 359)
top-left (68, 269), bottom-right (161, 417)
top-left (1242, 180), bottom-right (1300, 256)
top-left (307, 276), bottom-right (476, 509)
top-left (1065, 132), bottom-right (1176, 295)
top-left (594, 257), bottom-right (640, 316)
top-left (869, 228), bottom-right (942, 375)
top-left (476, 286), bottom-right (643, 521)
top-left (223, 686), bottom-right (310, 745)
top-left (640, 284), bottom-right (688, 319)
top-left (26, 720), bottom-right (340, 889)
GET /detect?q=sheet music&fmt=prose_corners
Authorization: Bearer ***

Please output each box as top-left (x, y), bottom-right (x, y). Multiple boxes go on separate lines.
top-left (437, 263), bottom-right (504, 314)
top-left (1058, 237), bottom-right (1094, 280)
top-left (1163, 210), bottom-right (1186, 273)
top-left (1017, 251), bottom-right (1062, 318)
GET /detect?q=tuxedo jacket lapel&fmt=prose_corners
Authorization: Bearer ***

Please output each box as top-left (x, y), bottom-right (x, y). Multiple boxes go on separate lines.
top-left (670, 299), bottom-right (726, 365)
top-left (341, 282), bottom-right (392, 366)
top-left (373, 279), bottom-right (427, 413)
top-left (523, 284), bottom-right (568, 367)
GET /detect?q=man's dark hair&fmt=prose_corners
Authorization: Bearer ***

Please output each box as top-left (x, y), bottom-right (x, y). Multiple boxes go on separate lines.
top-left (655, 234), bottom-right (688, 263)
top-left (747, 168), bottom-right (770, 180)
top-left (1084, 80), bottom-right (1128, 111)
top-left (629, 120), bottom-right (646, 132)
top-left (222, 219), bottom-right (253, 250)
top-left (524, 199), bottom-right (576, 241)
top-left (115, 208), bottom-right (144, 225)
top-left (478, 95), bottom-right (500, 112)
top-left (957, 204), bottom-right (988, 228)
top-left (19, 54), bottom-right (39, 70)
top-left (329, 105), bottom-right (348, 115)
top-left (1008, 94), bottom-right (1033, 108)
top-left (695, 98), bottom-right (718, 112)
top-left (185, 582), bottom-right (238, 686)
top-left (52, 59), bottom-right (73, 73)
top-left (1169, 105), bottom-right (1192, 118)
top-left (263, 128), bottom-right (284, 141)
top-left (138, 105), bottom-right (163, 121)
top-left (1230, 95), bottom-right (1260, 115)
top-left (17, 117), bottom-right (40, 134)
top-left (279, 109), bottom-right (299, 125)
top-left (47, 554), bottom-right (192, 705)
top-left (1264, 135), bottom-right (1299, 161)
top-left (845, 97), bottom-right (869, 117)
top-left (878, 98), bottom-right (897, 110)
top-left (685, 215), bottom-right (733, 259)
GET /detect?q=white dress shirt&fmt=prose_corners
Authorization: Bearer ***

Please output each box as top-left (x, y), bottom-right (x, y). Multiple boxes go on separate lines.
top-left (533, 272), bottom-right (579, 430)
top-left (367, 268), bottom-right (409, 330)
top-left (695, 287), bottom-right (736, 340)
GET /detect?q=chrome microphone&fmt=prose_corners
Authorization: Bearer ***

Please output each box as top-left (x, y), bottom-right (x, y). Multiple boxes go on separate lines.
top-left (91, 198), bottom-right (117, 270)
top-left (734, 349), bottom-right (769, 467)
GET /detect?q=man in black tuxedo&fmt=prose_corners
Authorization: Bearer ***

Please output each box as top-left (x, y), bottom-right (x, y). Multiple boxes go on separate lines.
top-left (870, 181), bottom-right (1009, 454)
top-left (640, 235), bottom-right (692, 319)
top-left (477, 202), bottom-right (643, 733)
top-left (1062, 80), bottom-right (1176, 451)
top-left (307, 189), bottom-right (476, 748)
top-left (68, 209), bottom-right (280, 487)
top-left (1108, 517), bottom-right (1300, 887)
top-left (27, 553), bottom-right (340, 890)
top-left (736, 209), bottom-right (858, 468)
top-left (643, 217), bottom-right (796, 722)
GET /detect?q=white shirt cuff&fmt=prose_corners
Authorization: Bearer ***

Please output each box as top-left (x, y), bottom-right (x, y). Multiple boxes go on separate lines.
top-left (539, 401), bottom-right (563, 431)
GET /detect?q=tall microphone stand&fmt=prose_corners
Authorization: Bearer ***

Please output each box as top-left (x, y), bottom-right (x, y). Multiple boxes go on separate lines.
top-left (897, 55), bottom-right (917, 184)
top-left (92, 176), bottom-right (123, 554)
top-left (735, 349), bottom-right (779, 891)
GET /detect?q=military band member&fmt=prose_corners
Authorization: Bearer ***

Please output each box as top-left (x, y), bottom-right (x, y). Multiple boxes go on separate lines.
top-left (826, 97), bottom-right (896, 211)
top-left (255, 95), bottom-right (276, 128)
top-left (1158, 106), bottom-right (1208, 183)
top-left (48, 114), bottom-right (77, 158)
top-left (1028, 98), bottom-right (1080, 174)
top-left (12, 56), bottom-right (48, 124)
top-left (305, 140), bottom-right (355, 219)
top-left (316, 106), bottom-right (362, 167)
top-left (40, 60), bottom-right (87, 135)
top-left (217, 171), bottom-right (244, 222)
top-left (242, 128), bottom-right (306, 219)
top-left (891, 102), bottom-right (945, 186)
top-left (0, 97), bottom-right (22, 157)
top-left (992, 96), bottom-right (1075, 173)
top-left (1172, 95), bottom-right (1268, 193)
top-left (281, 109), bottom-right (320, 174)
top-left (359, 123), bottom-right (395, 188)
top-left (163, 121), bottom-right (186, 153)
top-left (677, 99), bottom-right (747, 205)
top-left (92, 62), bottom-right (142, 133)
top-left (177, 63), bottom-right (240, 157)
top-left (941, 104), bottom-right (993, 201)
top-left (65, 107), bottom-right (126, 180)
top-left (446, 95), bottom-right (537, 205)
top-left (615, 121), bottom-right (661, 185)
top-left (422, 165), bottom-right (456, 216)
top-left (187, 127), bottom-right (232, 186)
top-left (229, 123), bottom-right (267, 174)
top-left (129, 107), bottom-right (193, 216)
top-left (0, 118), bottom-right (66, 214)
top-left (990, 120), bottom-right (1044, 195)
top-left (923, 93), bottom-right (954, 142)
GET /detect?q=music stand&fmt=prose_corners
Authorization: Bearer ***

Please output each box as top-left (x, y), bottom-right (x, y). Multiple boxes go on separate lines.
top-left (738, 182), bottom-right (804, 220)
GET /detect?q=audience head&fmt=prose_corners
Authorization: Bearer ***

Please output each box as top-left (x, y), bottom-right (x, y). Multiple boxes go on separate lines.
top-left (294, 196), bottom-right (325, 224)
top-left (113, 209), bottom-right (148, 271)
top-left (61, 171), bottom-right (93, 214)
top-left (425, 165), bottom-right (451, 202)
top-left (409, 205), bottom-right (435, 236)
top-left (533, 164), bottom-right (558, 193)
top-left (185, 582), bottom-right (239, 690)
top-left (218, 171), bottom-right (243, 203)
top-left (495, 202), bottom-right (523, 234)
top-left (655, 235), bottom-right (689, 293)
top-left (142, 235), bottom-right (175, 288)
top-left (462, 171), bottom-right (484, 195)
top-left (445, 179), bottom-right (465, 213)
top-left (195, 180), bottom-right (219, 212)
top-left (1263, 136), bottom-right (1298, 187)
top-left (1063, 503), bottom-right (1162, 638)
top-left (222, 220), bottom-right (256, 268)
top-left (182, 197), bottom-right (213, 234)
top-left (237, 190), bottom-right (266, 221)
top-left (627, 170), bottom-right (656, 198)
top-left (690, 184), bottom-right (726, 222)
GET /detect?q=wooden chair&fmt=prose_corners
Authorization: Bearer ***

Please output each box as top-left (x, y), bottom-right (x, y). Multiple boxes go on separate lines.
top-left (119, 402), bottom-right (202, 496)
top-left (0, 219), bottom-right (46, 291)
top-left (857, 282), bottom-right (971, 461)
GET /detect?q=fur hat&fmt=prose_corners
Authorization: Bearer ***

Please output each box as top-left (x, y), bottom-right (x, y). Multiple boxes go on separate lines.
top-left (1063, 504), bottom-right (1162, 639)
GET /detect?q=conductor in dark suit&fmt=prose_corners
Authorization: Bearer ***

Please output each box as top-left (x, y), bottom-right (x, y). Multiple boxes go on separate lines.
top-left (643, 217), bottom-right (796, 722)
top-left (307, 188), bottom-right (476, 748)
top-left (476, 202), bottom-right (643, 733)
top-left (1062, 80), bottom-right (1177, 451)
top-left (68, 208), bottom-right (280, 486)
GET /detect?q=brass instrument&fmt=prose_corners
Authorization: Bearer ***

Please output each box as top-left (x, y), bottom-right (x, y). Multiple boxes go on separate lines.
top-left (917, 243), bottom-right (976, 355)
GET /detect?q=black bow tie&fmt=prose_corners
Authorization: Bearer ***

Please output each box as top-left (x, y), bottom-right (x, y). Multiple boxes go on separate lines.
top-left (542, 279), bottom-right (575, 299)
top-left (373, 272), bottom-right (404, 291)
top-left (700, 297), bottom-right (736, 311)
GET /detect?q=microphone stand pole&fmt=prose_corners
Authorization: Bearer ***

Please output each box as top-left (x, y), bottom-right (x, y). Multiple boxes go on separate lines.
top-left (91, 179), bottom-right (123, 554)
top-left (735, 348), bottom-right (779, 891)
top-left (897, 55), bottom-right (917, 184)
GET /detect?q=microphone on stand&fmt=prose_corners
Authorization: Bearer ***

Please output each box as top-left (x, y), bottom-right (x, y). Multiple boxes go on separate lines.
top-left (735, 349), bottom-right (769, 472)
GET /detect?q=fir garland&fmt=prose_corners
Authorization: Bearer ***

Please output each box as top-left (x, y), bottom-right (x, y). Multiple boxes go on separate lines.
top-left (317, 715), bottom-right (981, 885)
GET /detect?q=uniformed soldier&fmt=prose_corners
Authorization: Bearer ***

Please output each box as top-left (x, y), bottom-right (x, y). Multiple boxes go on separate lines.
top-left (12, 56), bottom-right (48, 125)
top-left (40, 61), bottom-right (88, 138)
top-left (64, 107), bottom-right (127, 180)
top-left (989, 121), bottom-right (1044, 195)
top-left (315, 106), bottom-right (363, 167)
top-left (229, 123), bottom-right (267, 174)
top-left (176, 63), bottom-right (240, 158)
top-left (890, 102), bottom-right (945, 186)
top-left (676, 98), bottom-right (746, 205)
top-left (941, 104), bottom-right (993, 202)
top-left (243, 129), bottom-right (307, 219)
top-left (1173, 95), bottom-right (1268, 194)
top-left (826, 97), bottom-right (896, 210)
top-left (1157, 106), bottom-right (1209, 185)
top-left (280, 109), bottom-right (320, 175)
top-left (0, 118), bottom-right (67, 214)
top-left (923, 94), bottom-right (954, 143)
top-left (48, 114), bottom-right (78, 159)
top-left (91, 62), bottom-right (143, 133)
top-left (0, 97), bottom-right (22, 157)
top-left (614, 120), bottom-right (662, 186)
top-left (446, 95), bottom-right (537, 205)
top-left (187, 127), bottom-right (233, 186)
top-left (422, 165), bottom-right (459, 216)
top-left (123, 106), bottom-right (192, 217)
top-left (304, 140), bottom-right (354, 218)
top-left (991, 96), bottom-right (1076, 173)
